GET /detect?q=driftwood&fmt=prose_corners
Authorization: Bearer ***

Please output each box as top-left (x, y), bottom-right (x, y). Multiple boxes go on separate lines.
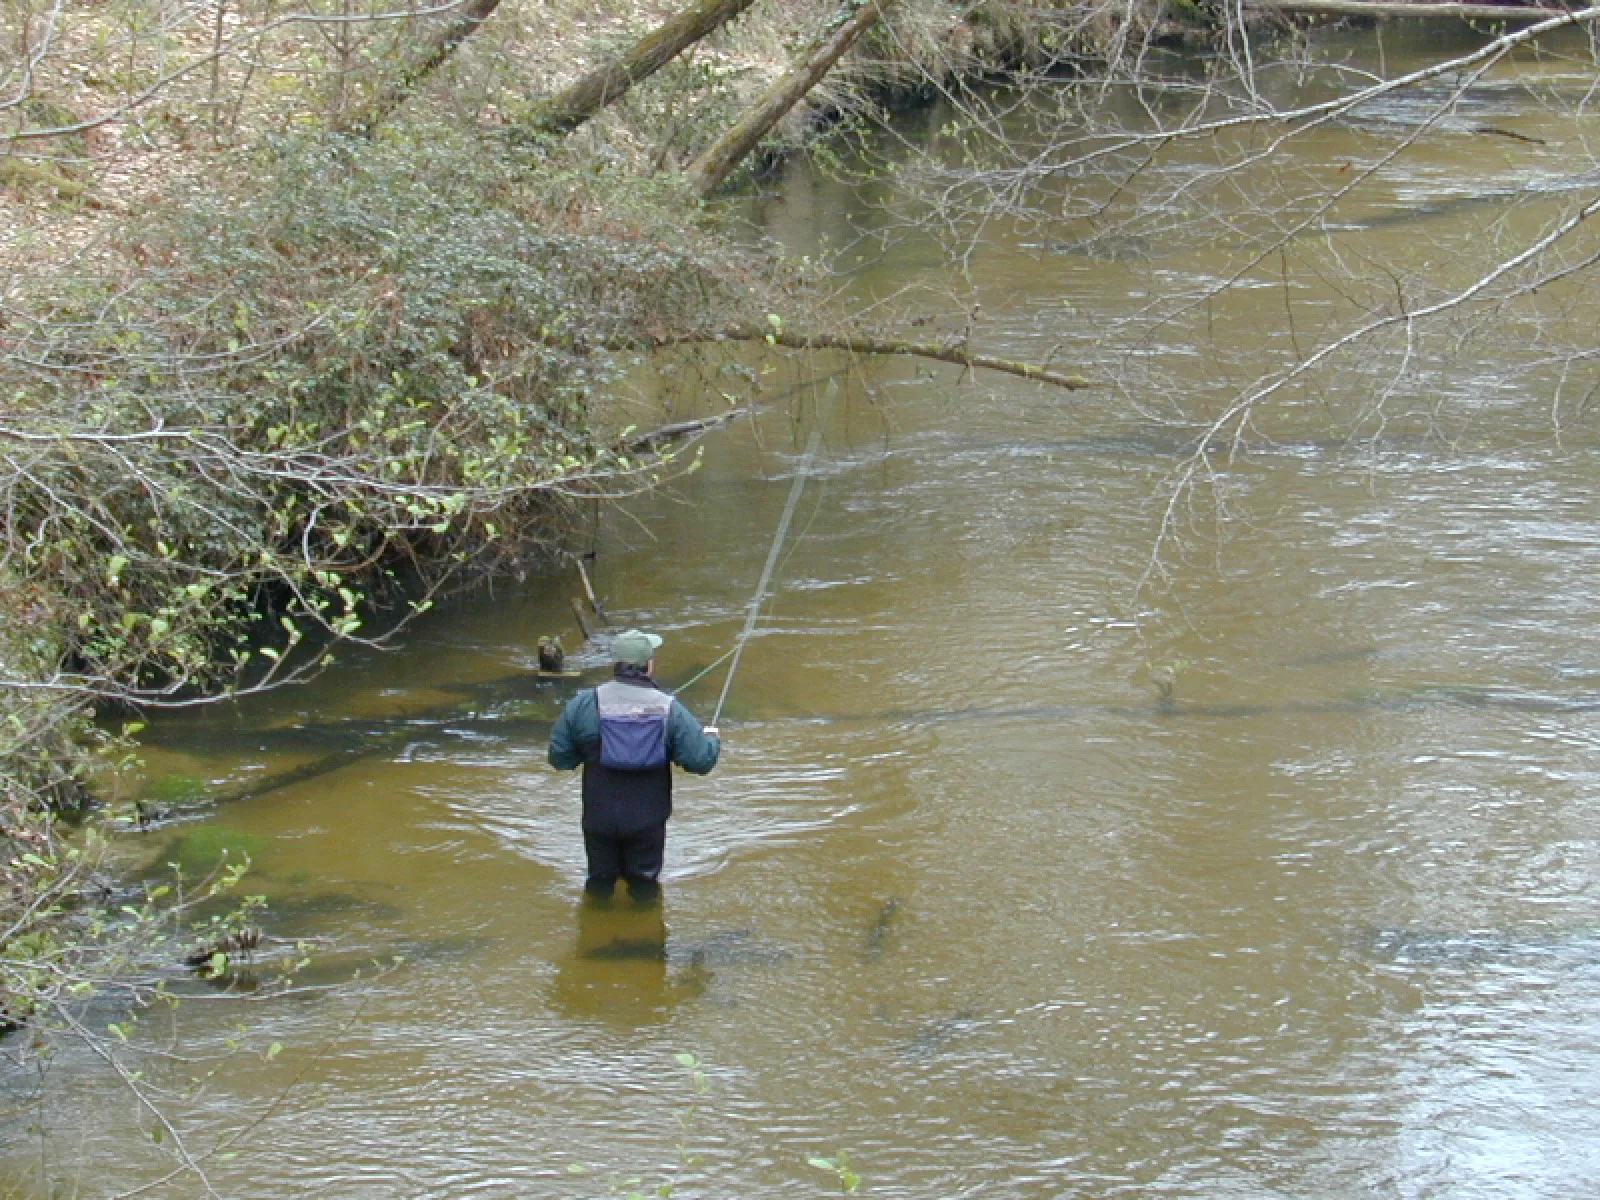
top-left (524, 0), bottom-right (761, 137)
top-left (686, 0), bottom-right (898, 197)
top-left (335, 0), bottom-right (504, 135)
top-left (1244, 1), bottom-right (1591, 21)
top-left (666, 326), bottom-right (1097, 390)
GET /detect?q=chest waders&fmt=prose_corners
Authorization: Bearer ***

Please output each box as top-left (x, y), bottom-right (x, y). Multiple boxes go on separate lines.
top-left (581, 680), bottom-right (676, 895)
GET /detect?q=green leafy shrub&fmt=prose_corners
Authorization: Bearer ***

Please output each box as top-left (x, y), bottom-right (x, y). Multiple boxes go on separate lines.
top-left (2, 127), bottom-right (757, 700)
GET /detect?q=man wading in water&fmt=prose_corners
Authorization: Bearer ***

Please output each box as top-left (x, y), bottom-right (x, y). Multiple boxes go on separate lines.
top-left (548, 629), bottom-right (721, 900)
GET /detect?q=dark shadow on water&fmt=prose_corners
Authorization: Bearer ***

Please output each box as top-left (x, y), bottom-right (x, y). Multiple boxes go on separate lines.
top-left (548, 889), bottom-right (706, 1025)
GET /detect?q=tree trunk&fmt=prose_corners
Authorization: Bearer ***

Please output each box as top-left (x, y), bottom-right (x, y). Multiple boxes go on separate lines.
top-left (336, 0), bottom-right (504, 135)
top-left (523, 0), bottom-right (761, 138)
top-left (685, 0), bottom-right (896, 197)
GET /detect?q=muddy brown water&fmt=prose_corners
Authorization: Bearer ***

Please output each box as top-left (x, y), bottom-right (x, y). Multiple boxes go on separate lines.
top-left (9, 24), bottom-right (1600, 1199)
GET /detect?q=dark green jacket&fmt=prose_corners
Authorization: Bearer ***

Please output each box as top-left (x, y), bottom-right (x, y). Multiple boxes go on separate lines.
top-left (548, 672), bottom-right (720, 834)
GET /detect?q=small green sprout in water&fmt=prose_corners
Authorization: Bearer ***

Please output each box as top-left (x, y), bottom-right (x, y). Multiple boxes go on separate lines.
top-left (1145, 658), bottom-right (1191, 702)
top-left (807, 1151), bottom-right (861, 1192)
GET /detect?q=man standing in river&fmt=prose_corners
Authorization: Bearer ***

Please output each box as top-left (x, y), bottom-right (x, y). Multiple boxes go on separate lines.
top-left (547, 629), bottom-right (721, 900)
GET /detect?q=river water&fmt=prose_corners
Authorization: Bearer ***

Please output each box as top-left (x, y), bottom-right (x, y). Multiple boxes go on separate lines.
top-left (11, 21), bottom-right (1600, 1200)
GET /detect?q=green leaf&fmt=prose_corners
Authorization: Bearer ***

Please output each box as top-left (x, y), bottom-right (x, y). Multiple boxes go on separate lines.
top-left (266, 1042), bottom-right (283, 1060)
top-left (564, 1164), bottom-right (589, 1175)
top-left (674, 1052), bottom-right (698, 1068)
top-left (808, 1157), bottom-right (836, 1171)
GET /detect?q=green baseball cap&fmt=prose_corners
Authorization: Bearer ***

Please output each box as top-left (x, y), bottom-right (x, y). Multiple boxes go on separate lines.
top-left (611, 629), bottom-right (663, 665)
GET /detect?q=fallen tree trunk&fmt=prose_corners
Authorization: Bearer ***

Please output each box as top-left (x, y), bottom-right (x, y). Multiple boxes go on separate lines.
top-left (335, 0), bottom-right (504, 135)
top-left (523, 0), bottom-right (761, 138)
top-left (1244, 1), bottom-right (1589, 21)
top-left (667, 326), bottom-right (1097, 390)
top-left (686, 0), bottom-right (897, 197)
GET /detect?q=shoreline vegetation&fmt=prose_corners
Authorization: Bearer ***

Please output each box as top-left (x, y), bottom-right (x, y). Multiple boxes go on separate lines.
top-left (0, 0), bottom-right (1587, 1112)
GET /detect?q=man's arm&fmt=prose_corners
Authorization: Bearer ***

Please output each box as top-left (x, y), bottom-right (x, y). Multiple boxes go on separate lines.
top-left (548, 691), bottom-right (596, 770)
top-left (668, 700), bottom-right (721, 774)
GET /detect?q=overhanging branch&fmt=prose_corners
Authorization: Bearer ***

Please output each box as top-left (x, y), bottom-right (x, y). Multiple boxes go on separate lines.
top-left (665, 326), bottom-right (1097, 390)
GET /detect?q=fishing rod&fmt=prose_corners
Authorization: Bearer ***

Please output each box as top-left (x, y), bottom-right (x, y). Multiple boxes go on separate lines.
top-left (710, 430), bottom-right (823, 728)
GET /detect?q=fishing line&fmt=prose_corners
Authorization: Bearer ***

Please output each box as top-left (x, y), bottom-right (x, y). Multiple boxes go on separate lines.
top-left (711, 429), bottom-right (824, 727)
top-left (676, 481), bottom-right (826, 697)
top-left (672, 644), bottom-right (737, 695)
top-left (675, 467), bottom-right (826, 697)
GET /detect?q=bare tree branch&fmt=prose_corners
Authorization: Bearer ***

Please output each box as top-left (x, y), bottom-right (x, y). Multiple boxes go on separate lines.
top-left (664, 324), bottom-right (1098, 389)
